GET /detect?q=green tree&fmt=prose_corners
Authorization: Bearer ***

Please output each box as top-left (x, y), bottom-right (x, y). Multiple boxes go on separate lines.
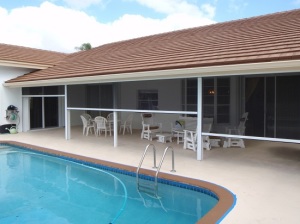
top-left (75, 43), bottom-right (92, 51)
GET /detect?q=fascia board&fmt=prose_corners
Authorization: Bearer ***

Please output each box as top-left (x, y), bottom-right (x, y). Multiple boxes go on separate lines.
top-left (0, 60), bottom-right (50, 69)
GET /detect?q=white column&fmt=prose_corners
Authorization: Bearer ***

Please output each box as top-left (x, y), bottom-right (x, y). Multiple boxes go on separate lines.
top-left (197, 77), bottom-right (203, 160)
top-left (113, 84), bottom-right (118, 147)
top-left (113, 111), bottom-right (118, 147)
top-left (42, 97), bottom-right (45, 128)
top-left (64, 85), bottom-right (70, 140)
top-left (22, 97), bottom-right (30, 132)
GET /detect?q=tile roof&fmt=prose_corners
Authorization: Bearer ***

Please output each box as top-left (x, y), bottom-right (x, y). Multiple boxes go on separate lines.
top-left (5, 9), bottom-right (300, 84)
top-left (0, 44), bottom-right (67, 67)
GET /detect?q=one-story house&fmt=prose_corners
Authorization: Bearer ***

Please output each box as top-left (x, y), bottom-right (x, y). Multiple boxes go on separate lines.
top-left (1, 9), bottom-right (300, 160)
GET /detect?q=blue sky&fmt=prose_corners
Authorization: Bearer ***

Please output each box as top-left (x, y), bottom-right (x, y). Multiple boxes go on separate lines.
top-left (0, 0), bottom-right (299, 52)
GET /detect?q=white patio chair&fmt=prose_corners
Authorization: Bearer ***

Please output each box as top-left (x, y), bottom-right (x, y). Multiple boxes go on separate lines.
top-left (80, 114), bottom-right (95, 136)
top-left (223, 112), bottom-right (248, 148)
top-left (94, 116), bottom-right (111, 137)
top-left (140, 113), bottom-right (162, 141)
top-left (183, 123), bottom-right (212, 151)
top-left (171, 120), bottom-right (185, 144)
top-left (107, 112), bottom-right (120, 132)
top-left (107, 112), bottom-right (113, 122)
top-left (119, 113), bottom-right (134, 135)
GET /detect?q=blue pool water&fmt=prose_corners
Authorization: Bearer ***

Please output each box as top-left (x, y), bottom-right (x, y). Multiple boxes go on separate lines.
top-left (0, 145), bottom-right (218, 224)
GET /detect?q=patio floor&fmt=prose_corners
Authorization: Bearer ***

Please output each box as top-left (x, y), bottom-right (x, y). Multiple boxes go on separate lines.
top-left (1, 126), bottom-right (300, 223)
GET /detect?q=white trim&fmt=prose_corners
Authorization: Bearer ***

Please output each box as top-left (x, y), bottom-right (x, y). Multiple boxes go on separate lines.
top-left (67, 107), bottom-right (197, 115)
top-left (4, 59), bottom-right (300, 88)
top-left (0, 60), bottom-right (51, 69)
top-left (207, 133), bottom-right (300, 144)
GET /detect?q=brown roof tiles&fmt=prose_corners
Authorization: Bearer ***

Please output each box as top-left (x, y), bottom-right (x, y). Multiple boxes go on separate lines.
top-left (0, 44), bottom-right (67, 67)
top-left (5, 9), bottom-right (300, 84)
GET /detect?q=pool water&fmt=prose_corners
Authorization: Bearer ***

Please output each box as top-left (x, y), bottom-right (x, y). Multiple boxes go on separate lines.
top-left (0, 146), bottom-right (218, 224)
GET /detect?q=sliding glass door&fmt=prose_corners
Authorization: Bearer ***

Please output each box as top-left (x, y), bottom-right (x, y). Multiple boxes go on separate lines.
top-left (30, 97), bottom-right (43, 129)
top-left (30, 97), bottom-right (58, 129)
top-left (245, 74), bottom-right (300, 139)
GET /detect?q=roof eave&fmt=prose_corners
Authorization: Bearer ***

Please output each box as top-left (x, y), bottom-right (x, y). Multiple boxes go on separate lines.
top-left (0, 60), bottom-right (51, 69)
top-left (4, 60), bottom-right (300, 88)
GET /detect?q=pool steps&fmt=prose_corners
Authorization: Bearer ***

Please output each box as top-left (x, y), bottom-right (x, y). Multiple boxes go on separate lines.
top-left (136, 144), bottom-right (176, 197)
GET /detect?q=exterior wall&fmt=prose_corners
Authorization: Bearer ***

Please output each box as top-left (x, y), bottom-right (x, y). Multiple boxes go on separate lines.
top-left (119, 79), bottom-right (182, 132)
top-left (0, 66), bottom-right (33, 132)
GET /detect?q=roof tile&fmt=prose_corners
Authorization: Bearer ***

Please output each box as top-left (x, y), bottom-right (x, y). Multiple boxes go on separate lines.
top-left (0, 44), bottom-right (67, 67)
top-left (5, 9), bottom-right (300, 83)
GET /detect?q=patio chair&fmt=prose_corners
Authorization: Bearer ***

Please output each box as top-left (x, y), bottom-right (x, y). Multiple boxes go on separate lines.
top-left (107, 112), bottom-right (113, 122)
top-left (140, 113), bottom-right (162, 141)
top-left (119, 113), bottom-right (134, 135)
top-left (171, 120), bottom-right (185, 144)
top-left (223, 112), bottom-right (248, 148)
top-left (80, 114), bottom-right (95, 136)
top-left (82, 113), bottom-right (93, 126)
top-left (183, 123), bottom-right (212, 151)
top-left (107, 112), bottom-right (120, 132)
top-left (94, 116), bottom-right (111, 137)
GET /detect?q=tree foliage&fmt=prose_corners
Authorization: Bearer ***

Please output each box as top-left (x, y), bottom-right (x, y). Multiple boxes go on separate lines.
top-left (75, 43), bottom-right (92, 51)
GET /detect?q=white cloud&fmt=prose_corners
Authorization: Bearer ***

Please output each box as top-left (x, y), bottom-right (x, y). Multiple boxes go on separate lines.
top-left (0, 1), bottom-right (215, 53)
top-left (61, 0), bottom-right (104, 9)
top-left (201, 3), bottom-right (215, 18)
top-left (133, 0), bottom-right (215, 18)
top-left (228, 0), bottom-right (248, 12)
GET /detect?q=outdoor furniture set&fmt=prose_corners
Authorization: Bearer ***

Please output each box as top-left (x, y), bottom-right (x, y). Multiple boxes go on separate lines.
top-left (80, 113), bottom-right (133, 137)
top-left (140, 112), bottom-right (248, 150)
top-left (81, 112), bottom-right (248, 149)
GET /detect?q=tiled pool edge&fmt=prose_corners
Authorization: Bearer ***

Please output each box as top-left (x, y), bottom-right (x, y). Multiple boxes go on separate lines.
top-left (1, 141), bottom-right (236, 224)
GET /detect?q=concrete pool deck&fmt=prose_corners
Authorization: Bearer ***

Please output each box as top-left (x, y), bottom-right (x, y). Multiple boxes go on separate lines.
top-left (1, 126), bottom-right (300, 223)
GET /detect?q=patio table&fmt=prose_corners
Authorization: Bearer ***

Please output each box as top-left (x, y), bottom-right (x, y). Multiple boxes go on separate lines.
top-left (156, 133), bottom-right (173, 143)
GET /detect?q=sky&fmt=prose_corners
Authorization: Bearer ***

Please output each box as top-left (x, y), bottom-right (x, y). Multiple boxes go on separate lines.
top-left (0, 0), bottom-right (299, 53)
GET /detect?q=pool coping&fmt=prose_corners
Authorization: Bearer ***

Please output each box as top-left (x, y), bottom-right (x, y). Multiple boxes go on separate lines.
top-left (0, 140), bottom-right (236, 224)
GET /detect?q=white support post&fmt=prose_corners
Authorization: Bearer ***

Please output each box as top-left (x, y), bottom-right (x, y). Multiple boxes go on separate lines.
top-left (67, 110), bottom-right (71, 140)
top-left (197, 77), bottom-right (203, 160)
top-left (42, 97), bottom-right (45, 128)
top-left (113, 111), bottom-right (118, 147)
top-left (64, 85), bottom-right (70, 140)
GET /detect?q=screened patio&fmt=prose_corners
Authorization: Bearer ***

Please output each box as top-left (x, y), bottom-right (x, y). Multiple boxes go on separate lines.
top-left (20, 72), bottom-right (300, 160)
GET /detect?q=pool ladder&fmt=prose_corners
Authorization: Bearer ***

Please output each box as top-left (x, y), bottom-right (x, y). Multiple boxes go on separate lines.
top-left (136, 144), bottom-right (176, 197)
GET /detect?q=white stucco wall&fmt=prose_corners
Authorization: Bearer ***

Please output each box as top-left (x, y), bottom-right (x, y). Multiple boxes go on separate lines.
top-left (0, 66), bottom-right (33, 132)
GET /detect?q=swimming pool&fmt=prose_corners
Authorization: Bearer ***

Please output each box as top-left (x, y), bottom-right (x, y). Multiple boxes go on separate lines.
top-left (0, 142), bottom-right (236, 223)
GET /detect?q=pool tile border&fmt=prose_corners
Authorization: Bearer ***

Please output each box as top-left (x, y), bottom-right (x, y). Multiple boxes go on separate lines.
top-left (0, 141), bottom-right (236, 224)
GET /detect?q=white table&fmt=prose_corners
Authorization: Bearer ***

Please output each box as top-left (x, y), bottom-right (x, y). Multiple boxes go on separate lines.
top-left (156, 133), bottom-right (173, 143)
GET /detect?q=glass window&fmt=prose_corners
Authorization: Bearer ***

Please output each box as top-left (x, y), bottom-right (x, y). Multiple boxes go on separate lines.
top-left (23, 86), bottom-right (64, 95)
top-left (184, 77), bottom-right (230, 123)
top-left (138, 90), bottom-right (158, 110)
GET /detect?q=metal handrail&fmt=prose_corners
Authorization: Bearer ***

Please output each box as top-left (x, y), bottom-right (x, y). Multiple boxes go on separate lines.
top-left (154, 146), bottom-right (176, 189)
top-left (137, 145), bottom-right (176, 197)
top-left (136, 144), bottom-right (157, 187)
